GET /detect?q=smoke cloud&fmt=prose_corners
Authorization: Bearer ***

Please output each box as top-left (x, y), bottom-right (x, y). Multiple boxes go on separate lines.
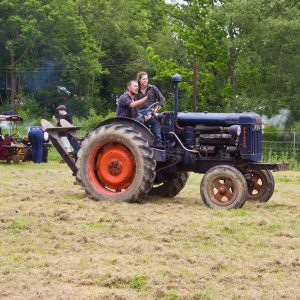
top-left (262, 109), bottom-right (290, 127)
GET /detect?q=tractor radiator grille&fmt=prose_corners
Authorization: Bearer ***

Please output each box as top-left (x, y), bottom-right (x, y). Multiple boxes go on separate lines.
top-left (240, 125), bottom-right (262, 161)
top-left (252, 129), bottom-right (258, 153)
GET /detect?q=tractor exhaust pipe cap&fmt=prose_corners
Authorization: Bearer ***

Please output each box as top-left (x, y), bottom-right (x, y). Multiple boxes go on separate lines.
top-left (172, 74), bottom-right (182, 83)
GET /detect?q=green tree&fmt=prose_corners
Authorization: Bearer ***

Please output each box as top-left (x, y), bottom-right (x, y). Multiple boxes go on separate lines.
top-left (0, 0), bottom-right (103, 111)
top-left (0, 0), bottom-right (45, 110)
top-left (148, 0), bottom-right (231, 112)
top-left (76, 0), bottom-right (170, 111)
top-left (213, 0), bottom-right (300, 122)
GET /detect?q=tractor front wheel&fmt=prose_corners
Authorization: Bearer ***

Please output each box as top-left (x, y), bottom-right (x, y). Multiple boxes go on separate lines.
top-left (149, 172), bottom-right (189, 198)
top-left (246, 169), bottom-right (275, 202)
top-left (76, 124), bottom-right (156, 202)
top-left (200, 165), bottom-right (247, 209)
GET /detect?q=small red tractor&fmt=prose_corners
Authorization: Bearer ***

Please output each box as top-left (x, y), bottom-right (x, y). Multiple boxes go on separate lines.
top-left (0, 113), bottom-right (51, 163)
top-left (0, 114), bottom-right (30, 163)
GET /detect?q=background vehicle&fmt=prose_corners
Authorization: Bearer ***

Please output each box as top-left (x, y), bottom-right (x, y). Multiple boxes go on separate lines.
top-left (0, 114), bottom-right (50, 163)
top-left (0, 114), bottom-right (27, 163)
top-left (42, 75), bottom-right (288, 209)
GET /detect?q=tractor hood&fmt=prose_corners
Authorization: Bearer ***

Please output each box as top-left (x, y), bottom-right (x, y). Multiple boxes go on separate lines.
top-left (177, 112), bottom-right (262, 126)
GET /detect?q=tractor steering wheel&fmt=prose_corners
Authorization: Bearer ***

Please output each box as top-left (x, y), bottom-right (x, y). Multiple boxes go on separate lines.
top-left (144, 102), bottom-right (160, 115)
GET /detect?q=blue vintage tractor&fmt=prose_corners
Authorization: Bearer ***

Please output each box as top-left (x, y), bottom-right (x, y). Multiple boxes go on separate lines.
top-left (43, 75), bottom-right (288, 209)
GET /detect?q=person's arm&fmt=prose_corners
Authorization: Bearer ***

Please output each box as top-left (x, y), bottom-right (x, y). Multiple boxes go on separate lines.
top-left (52, 115), bottom-right (60, 126)
top-left (153, 86), bottom-right (165, 106)
top-left (129, 94), bottom-right (148, 108)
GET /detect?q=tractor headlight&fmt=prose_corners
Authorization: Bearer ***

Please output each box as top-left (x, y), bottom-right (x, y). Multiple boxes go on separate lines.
top-left (228, 125), bottom-right (241, 137)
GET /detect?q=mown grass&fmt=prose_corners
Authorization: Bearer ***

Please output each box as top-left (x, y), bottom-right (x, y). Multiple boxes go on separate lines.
top-left (0, 162), bottom-right (299, 299)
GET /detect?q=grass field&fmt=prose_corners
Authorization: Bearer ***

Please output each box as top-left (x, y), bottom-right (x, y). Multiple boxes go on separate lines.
top-left (0, 162), bottom-right (299, 300)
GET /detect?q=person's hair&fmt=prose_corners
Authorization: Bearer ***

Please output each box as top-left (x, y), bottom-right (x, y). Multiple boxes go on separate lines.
top-left (127, 80), bottom-right (138, 89)
top-left (137, 71), bottom-right (148, 88)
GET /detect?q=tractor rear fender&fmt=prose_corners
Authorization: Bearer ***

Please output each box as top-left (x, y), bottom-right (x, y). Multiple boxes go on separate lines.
top-left (93, 117), bottom-right (155, 146)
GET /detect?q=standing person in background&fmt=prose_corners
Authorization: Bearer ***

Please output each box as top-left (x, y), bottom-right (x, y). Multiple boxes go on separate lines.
top-left (136, 71), bottom-right (165, 148)
top-left (53, 105), bottom-right (73, 125)
top-left (52, 105), bottom-right (72, 153)
top-left (28, 126), bottom-right (44, 163)
top-left (52, 105), bottom-right (80, 153)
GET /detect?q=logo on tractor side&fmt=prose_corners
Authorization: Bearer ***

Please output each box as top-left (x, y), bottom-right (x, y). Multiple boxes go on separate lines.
top-left (256, 118), bottom-right (262, 125)
top-left (243, 127), bottom-right (247, 148)
top-left (253, 118), bottom-right (263, 131)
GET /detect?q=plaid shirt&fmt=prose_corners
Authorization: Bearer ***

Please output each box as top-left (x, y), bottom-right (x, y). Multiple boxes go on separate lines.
top-left (116, 92), bottom-right (137, 118)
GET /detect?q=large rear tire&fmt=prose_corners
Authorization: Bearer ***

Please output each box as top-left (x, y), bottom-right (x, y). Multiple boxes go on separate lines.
top-left (200, 165), bottom-right (247, 209)
top-left (246, 169), bottom-right (275, 202)
top-left (76, 124), bottom-right (156, 202)
top-left (149, 172), bottom-right (189, 198)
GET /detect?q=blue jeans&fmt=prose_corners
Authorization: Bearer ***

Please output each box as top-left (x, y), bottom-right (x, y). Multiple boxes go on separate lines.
top-left (144, 117), bottom-right (162, 143)
top-left (28, 127), bottom-right (44, 163)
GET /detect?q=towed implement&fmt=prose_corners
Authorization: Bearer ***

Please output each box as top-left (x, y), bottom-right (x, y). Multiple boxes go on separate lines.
top-left (42, 75), bottom-right (288, 209)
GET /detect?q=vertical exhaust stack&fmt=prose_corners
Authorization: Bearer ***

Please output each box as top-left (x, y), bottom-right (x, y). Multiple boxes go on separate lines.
top-left (172, 74), bottom-right (182, 122)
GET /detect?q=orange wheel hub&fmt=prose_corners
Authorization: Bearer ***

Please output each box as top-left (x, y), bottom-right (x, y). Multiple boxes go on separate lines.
top-left (94, 144), bottom-right (136, 190)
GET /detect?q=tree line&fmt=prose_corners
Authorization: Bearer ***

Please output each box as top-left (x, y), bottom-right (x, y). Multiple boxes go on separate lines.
top-left (0, 0), bottom-right (299, 128)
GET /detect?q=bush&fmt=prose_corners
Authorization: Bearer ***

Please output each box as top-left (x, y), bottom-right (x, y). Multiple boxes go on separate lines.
top-left (16, 96), bottom-right (43, 119)
top-left (67, 96), bottom-right (114, 117)
top-left (73, 109), bottom-right (115, 132)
